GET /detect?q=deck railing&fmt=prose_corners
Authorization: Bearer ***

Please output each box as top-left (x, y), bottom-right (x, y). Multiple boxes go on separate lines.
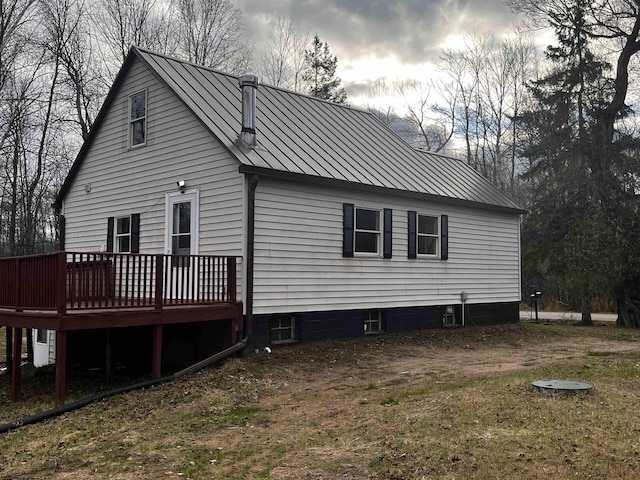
top-left (0, 251), bottom-right (240, 314)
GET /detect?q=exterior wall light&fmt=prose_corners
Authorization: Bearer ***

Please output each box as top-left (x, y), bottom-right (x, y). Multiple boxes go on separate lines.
top-left (177, 180), bottom-right (186, 193)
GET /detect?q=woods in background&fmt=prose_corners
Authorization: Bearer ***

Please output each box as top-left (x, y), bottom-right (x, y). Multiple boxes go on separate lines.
top-left (2, 0), bottom-right (640, 325)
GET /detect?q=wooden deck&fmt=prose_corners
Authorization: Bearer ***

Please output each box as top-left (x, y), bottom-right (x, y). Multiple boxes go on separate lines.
top-left (0, 252), bottom-right (243, 403)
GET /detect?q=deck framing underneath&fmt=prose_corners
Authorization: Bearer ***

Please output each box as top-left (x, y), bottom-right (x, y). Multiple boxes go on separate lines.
top-left (1, 302), bottom-right (243, 404)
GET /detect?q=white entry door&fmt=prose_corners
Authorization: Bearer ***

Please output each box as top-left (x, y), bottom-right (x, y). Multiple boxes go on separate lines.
top-left (165, 189), bottom-right (199, 299)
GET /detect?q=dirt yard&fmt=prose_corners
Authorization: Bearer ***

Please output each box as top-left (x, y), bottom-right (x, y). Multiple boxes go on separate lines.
top-left (2, 323), bottom-right (640, 479)
top-left (204, 326), bottom-right (640, 479)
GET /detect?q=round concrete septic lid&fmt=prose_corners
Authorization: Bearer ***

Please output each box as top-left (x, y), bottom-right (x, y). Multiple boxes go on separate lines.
top-left (532, 379), bottom-right (593, 393)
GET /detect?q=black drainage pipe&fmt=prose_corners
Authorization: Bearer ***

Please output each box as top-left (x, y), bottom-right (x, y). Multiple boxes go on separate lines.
top-left (0, 338), bottom-right (247, 435)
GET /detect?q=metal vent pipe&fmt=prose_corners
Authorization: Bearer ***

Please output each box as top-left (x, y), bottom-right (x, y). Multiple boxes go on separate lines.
top-left (238, 75), bottom-right (258, 147)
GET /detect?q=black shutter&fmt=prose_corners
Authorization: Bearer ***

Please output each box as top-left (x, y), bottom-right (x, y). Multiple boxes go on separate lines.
top-left (383, 208), bottom-right (392, 258)
top-left (107, 217), bottom-right (114, 252)
top-left (58, 214), bottom-right (66, 251)
top-left (343, 203), bottom-right (354, 257)
top-left (441, 214), bottom-right (449, 260)
top-left (131, 213), bottom-right (140, 253)
top-left (407, 211), bottom-right (417, 259)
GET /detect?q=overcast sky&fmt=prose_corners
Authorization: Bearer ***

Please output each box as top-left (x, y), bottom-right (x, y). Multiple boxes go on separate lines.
top-left (235, 0), bottom-right (533, 107)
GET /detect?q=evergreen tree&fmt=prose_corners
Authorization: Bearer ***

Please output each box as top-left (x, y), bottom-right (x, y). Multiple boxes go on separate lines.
top-left (303, 35), bottom-right (347, 104)
top-left (519, 0), bottom-right (617, 325)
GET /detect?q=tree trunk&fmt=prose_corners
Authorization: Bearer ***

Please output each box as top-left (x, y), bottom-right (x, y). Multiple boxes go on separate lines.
top-left (580, 295), bottom-right (593, 326)
top-left (616, 285), bottom-right (640, 328)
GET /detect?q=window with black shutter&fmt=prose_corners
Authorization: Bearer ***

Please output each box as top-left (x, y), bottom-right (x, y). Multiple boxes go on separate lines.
top-left (441, 214), bottom-right (449, 260)
top-left (383, 208), bottom-right (392, 258)
top-left (407, 211), bottom-right (417, 259)
top-left (343, 203), bottom-right (354, 257)
top-left (344, 204), bottom-right (384, 256)
top-left (108, 214), bottom-right (140, 253)
top-left (408, 212), bottom-right (449, 260)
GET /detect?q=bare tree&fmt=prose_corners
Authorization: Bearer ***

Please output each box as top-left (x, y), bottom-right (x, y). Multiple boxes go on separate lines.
top-left (258, 17), bottom-right (309, 91)
top-left (40, 0), bottom-right (100, 141)
top-left (394, 79), bottom-right (457, 153)
top-left (0, 0), bottom-right (37, 153)
top-left (438, 33), bottom-right (536, 189)
top-left (174, 0), bottom-right (253, 73)
top-left (94, 0), bottom-right (159, 64)
top-left (439, 42), bottom-right (482, 168)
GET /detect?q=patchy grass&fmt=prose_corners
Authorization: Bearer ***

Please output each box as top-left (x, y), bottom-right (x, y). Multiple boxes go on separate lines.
top-left (1, 323), bottom-right (640, 479)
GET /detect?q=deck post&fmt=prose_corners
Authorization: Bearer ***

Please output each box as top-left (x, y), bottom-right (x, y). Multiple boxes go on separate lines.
top-left (154, 255), bottom-right (163, 310)
top-left (11, 327), bottom-right (22, 400)
top-left (227, 257), bottom-right (236, 302)
top-left (15, 258), bottom-right (22, 312)
top-left (152, 325), bottom-right (162, 378)
top-left (5, 327), bottom-right (12, 372)
top-left (105, 329), bottom-right (112, 384)
top-left (56, 252), bottom-right (67, 315)
top-left (55, 330), bottom-right (67, 405)
top-left (26, 328), bottom-right (34, 364)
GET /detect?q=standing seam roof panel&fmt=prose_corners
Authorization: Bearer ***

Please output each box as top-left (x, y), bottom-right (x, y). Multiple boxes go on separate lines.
top-left (252, 90), bottom-right (330, 178)
top-left (310, 101), bottom-right (415, 192)
top-left (132, 47), bottom-right (524, 213)
top-left (268, 89), bottom-right (385, 186)
top-left (257, 87), bottom-right (355, 180)
top-left (342, 110), bottom-right (432, 193)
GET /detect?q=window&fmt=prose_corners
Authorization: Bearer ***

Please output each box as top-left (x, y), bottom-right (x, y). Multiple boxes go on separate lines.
top-left (355, 207), bottom-right (380, 254)
top-left (36, 329), bottom-right (48, 344)
top-left (343, 204), bottom-right (390, 258)
top-left (270, 314), bottom-right (297, 343)
top-left (171, 201), bottom-right (191, 267)
top-left (107, 214), bottom-right (140, 253)
top-left (165, 190), bottom-right (198, 268)
top-left (408, 212), bottom-right (448, 260)
top-left (171, 202), bottom-right (191, 256)
top-left (115, 216), bottom-right (131, 253)
top-left (417, 214), bottom-right (439, 256)
top-left (442, 306), bottom-right (456, 326)
top-left (364, 310), bottom-right (383, 334)
top-left (129, 91), bottom-right (146, 147)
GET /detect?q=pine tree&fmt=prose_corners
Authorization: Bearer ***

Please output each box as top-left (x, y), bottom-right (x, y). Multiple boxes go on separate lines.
top-left (303, 35), bottom-right (347, 104)
top-left (520, 0), bottom-right (617, 325)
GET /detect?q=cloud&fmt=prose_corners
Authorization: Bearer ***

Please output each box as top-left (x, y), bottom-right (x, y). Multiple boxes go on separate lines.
top-left (237, 0), bottom-right (520, 65)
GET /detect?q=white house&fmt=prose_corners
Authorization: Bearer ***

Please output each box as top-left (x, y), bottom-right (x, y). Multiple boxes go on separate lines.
top-left (49, 46), bottom-right (524, 352)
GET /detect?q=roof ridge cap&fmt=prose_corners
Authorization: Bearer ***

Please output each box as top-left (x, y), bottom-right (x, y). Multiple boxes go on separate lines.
top-left (132, 46), bottom-right (367, 114)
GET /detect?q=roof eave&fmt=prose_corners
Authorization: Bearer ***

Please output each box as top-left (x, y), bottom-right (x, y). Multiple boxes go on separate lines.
top-left (238, 165), bottom-right (527, 215)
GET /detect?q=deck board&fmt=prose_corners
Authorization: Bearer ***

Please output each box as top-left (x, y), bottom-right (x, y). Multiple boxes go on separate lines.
top-left (0, 302), bottom-right (243, 330)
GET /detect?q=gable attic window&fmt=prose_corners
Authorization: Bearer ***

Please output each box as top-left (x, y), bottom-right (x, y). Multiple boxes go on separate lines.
top-left (129, 90), bottom-right (147, 147)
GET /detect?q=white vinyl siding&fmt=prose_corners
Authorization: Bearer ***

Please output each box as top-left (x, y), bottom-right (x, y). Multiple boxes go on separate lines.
top-left (62, 57), bottom-right (244, 296)
top-left (252, 178), bottom-right (521, 315)
top-left (63, 58), bottom-right (243, 254)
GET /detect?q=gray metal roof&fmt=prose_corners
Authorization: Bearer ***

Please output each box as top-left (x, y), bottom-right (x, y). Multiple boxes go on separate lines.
top-left (57, 47), bottom-right (524, 213)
